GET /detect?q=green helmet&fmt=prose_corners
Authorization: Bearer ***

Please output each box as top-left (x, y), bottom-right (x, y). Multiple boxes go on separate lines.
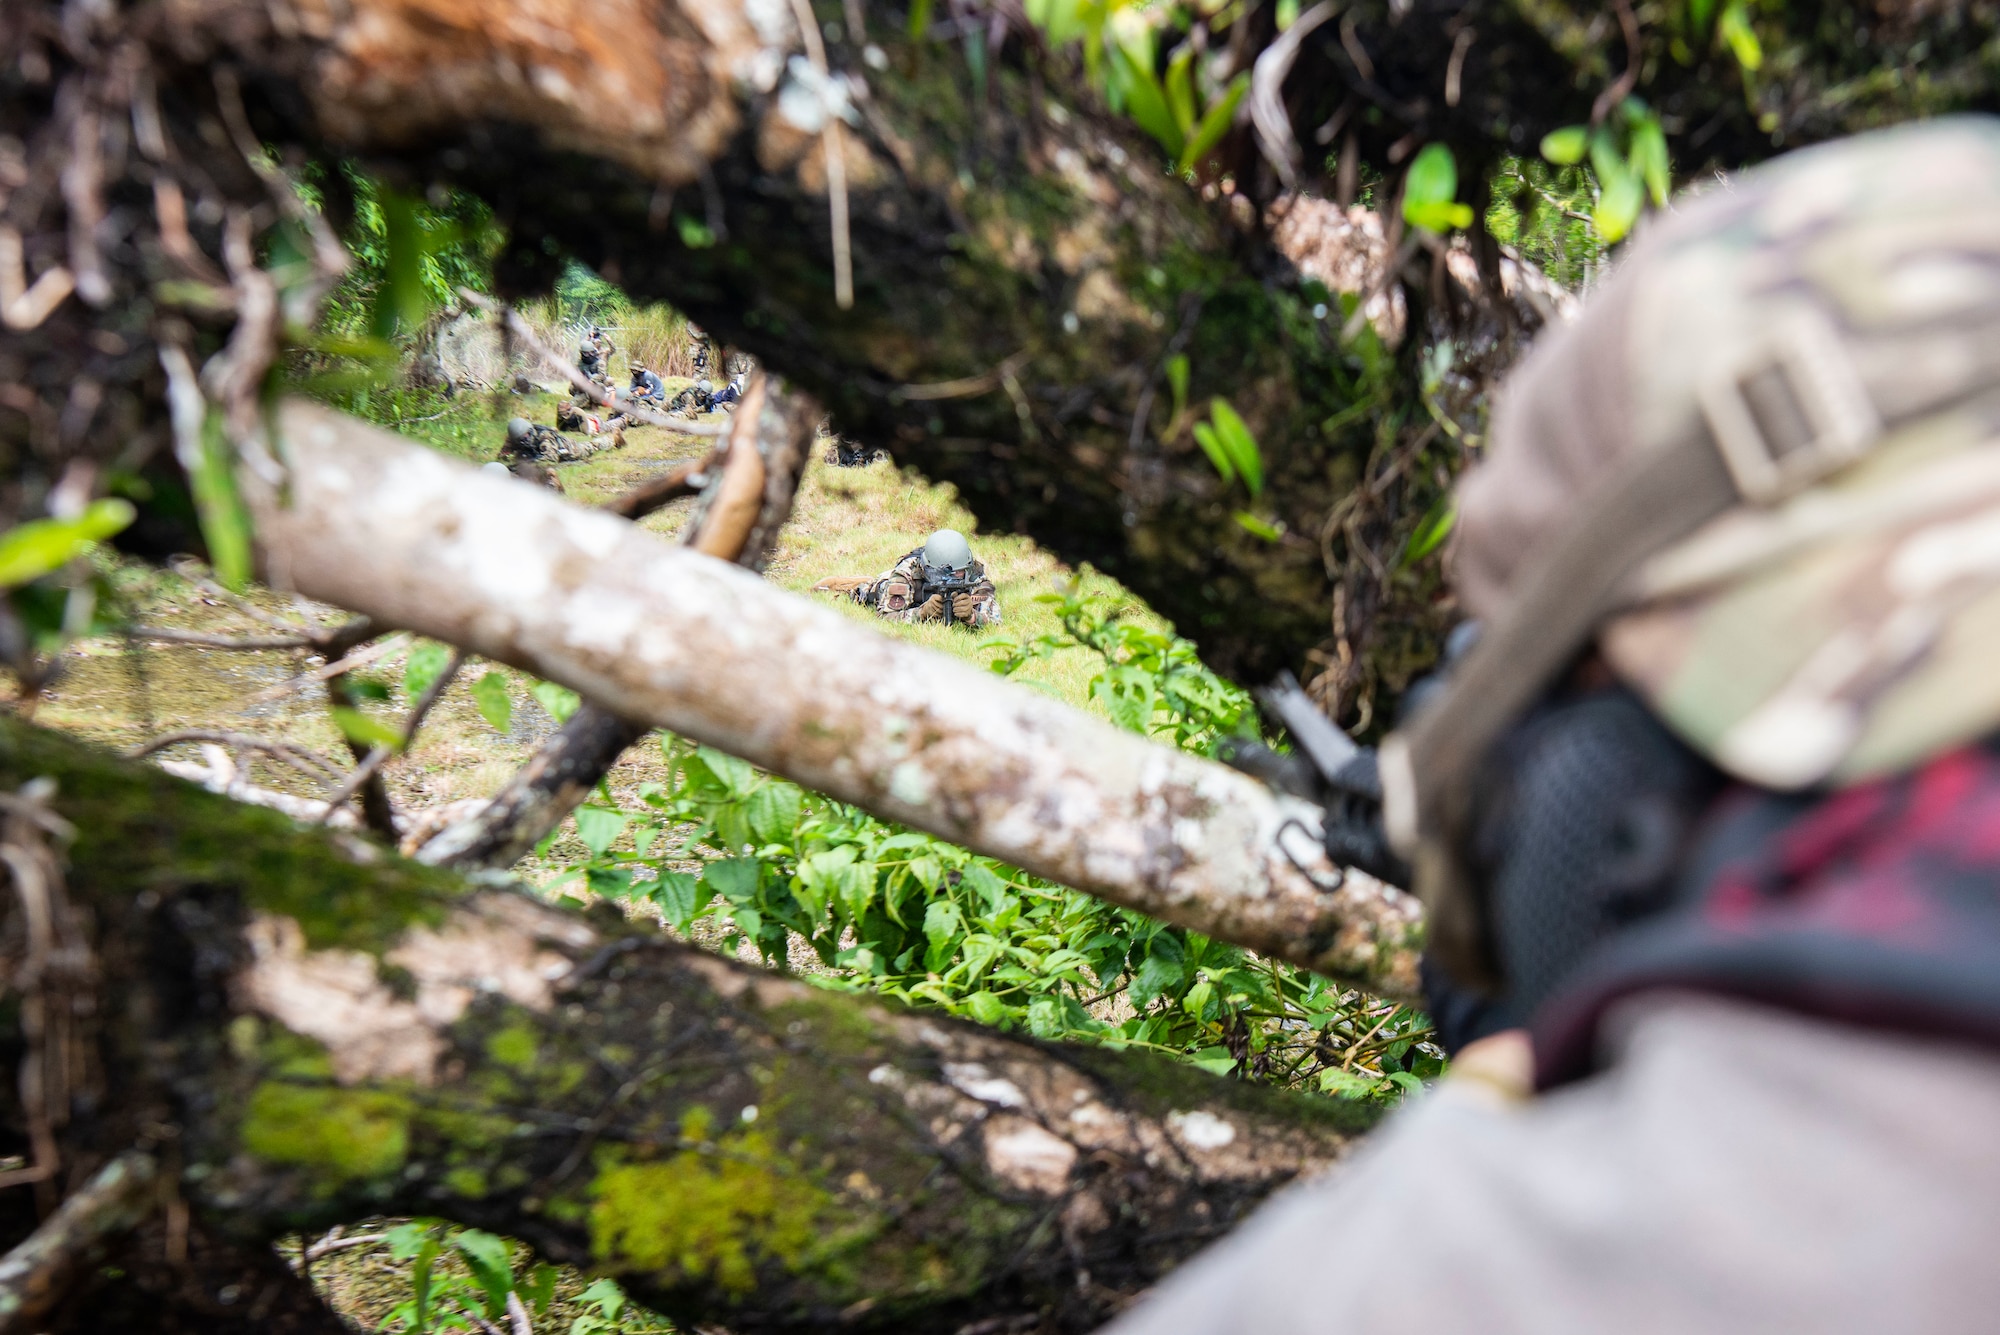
top-left (922, 529), bottom-right (973, 574)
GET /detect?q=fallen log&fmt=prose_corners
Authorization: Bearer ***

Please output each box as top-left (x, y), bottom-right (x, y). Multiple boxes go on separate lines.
top-left (0, 715), bottom-right (1370, 1333)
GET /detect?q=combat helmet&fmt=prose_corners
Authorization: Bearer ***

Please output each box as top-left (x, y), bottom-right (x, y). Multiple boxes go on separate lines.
top-left (1381, 116), bottom-right (2000, 979)
top-left (922, 529), bottom-right (974, 574)
top-left (505, 417), bottom-right (533, 443)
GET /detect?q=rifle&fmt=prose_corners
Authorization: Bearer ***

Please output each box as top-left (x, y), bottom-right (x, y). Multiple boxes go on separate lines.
top-left (923, 566), bottom-right (983, 626)
top-left (1217, 671), bottom-right (1409, 888)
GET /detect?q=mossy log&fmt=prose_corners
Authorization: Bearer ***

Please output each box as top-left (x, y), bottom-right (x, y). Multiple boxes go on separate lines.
top-left (0, 715), bottom-right (1370, 1332)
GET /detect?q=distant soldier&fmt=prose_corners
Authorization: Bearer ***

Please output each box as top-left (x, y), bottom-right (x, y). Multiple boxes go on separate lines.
top-left (630, 364), bottom-right (667, 405)
top-left (688, 324), bottom-right (712, 376)
top-left (713, 372), bottom-right (747, 409)
top-left (578, 324), bottom-right (615, 379)
top-left (555, 399), bottom-right (599, 435)
top-left (501, 415), bottom-right (593, 465)
top-left (816, 529), bottom-right (1001, 628)
top-left (667, 377), bottom-right (716, 417)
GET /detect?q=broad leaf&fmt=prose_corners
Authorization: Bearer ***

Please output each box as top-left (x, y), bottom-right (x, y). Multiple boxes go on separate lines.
top-left (1401, 143), bottom-right (1471, 232)
top-left (451, 1228), bottom-right (514, 1318)
top-left (531, 679), bottom-right (580, 724)
top-left (0, 499), bottom-right (135, 588)
top-left (1111, 45), bottom-right (1184, 158)
top-left (1191, 421), bottom-right (1235, 486)
top-left (402, 641), bottom-right (453, 703)
top-left (329, 706), bottom-right (403, 753)
top-left (651, 870), bottom-right (702, 933)
top-left (470, 670), bottom-right (512, 732)
top-left (1539, 125), bottom-right (1589, 166)
top-left (574, 805), bottom-right (631, 858)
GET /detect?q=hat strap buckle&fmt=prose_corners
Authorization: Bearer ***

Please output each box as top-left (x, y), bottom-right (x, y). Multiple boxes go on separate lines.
top-left (1697, 308), bottom-right (1883, 506)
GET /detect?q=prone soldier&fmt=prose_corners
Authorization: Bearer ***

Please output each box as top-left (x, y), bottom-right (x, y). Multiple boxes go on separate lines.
top-left (819, 529), bottom-right (1001, 628)
top-left (501, 415), bottom-right (596, 466)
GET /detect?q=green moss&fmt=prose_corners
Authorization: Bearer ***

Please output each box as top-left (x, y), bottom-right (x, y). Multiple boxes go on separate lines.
top-left (589, 1110), bottom-right (833, 1295)
top-left (0, 715), bottom-right (460, 954)
top-left (486, 1023), bottom-right (540, 1071)
top-left (241, 1080), bottom-right (413, 1184)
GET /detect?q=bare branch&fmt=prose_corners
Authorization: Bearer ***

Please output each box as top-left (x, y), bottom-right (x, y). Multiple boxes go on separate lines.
top-left (243, 634), bottom-right (409, 705)
top-left (0, 1152), bottom-right (159, 1333)
top-left (125, 730), bottom-right (348, 786)
top-left (126, 627), bottom-right (313, 650)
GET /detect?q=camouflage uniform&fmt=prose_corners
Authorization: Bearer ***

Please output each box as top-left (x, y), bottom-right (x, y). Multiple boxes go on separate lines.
top-left (501, 423), bottom-right (594, 465)
top-left (578, 328), bottom-right (615, 379)
top-left (853, 549), bottom-right (1001, 627)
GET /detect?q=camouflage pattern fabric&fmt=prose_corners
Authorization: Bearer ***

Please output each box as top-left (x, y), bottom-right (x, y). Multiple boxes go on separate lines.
top-left (501, 423), bottom-right (596, 465)
top-left (853, 550), bottom-right (1001, 627)
top-left (1450, 116), bottom-right (2000, 793)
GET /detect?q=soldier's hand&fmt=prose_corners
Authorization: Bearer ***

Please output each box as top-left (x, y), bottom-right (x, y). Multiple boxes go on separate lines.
top-left (951, 592), bottom-right (979, 622)
top-left (914, 594), bottom-right (945, 621)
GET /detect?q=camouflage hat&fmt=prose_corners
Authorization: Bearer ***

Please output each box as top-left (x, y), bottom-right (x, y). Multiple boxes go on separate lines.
top-left (1444, 116), bottom-right (2000, 795)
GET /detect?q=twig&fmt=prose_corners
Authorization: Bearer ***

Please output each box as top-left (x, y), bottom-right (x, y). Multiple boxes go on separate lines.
top-left (0, 1151), bottom-right (158, 1333)
top-left (1589, 0), bottom-right (1642, 127)
top-left (506, 1289), bottom-right (534, 1335)
top-left (1250, 1), bottom-right (1338, 189)
top-left (891, 350), bottom-right (1030, 403)
top-left (317, 650), bottom-right (463, 828)
top-left (127, 627), bottom-right (313, 650)
top-left (243, 633), bottom-right (409, 705)
top-left (126, 730), bottom-right (348, 786)
top-left (455, 290), bottom-right (726, 437)
top-left (603, 452), bottom-right (719, 521)
top-left (787, 0), bottom-right (855, 308)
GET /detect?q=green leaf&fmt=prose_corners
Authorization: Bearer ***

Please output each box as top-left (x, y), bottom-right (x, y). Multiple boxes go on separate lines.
top-left (1718, 0), bottom-right (1762, 70)
top-left (450, 1228), bottom-right (514, 1318)
top-left (1588, 126), bottom-right (1633, 195)
top-left (703, 857), bottom-right (761, 905)
top-left (574, 806), bottom-right (630, 858)
top-left (1176, 73), bottom-right (1248, 175)
top-left (525, 1263), bottom-right (559, 1317)
top-left (747, 782), bottom-right (804, 844)
top-left (189, 411), bottom-right (254, 591)
top-left (1191, 421), bottom-right (1235, 486)
top-left (579, 1278), bottom-right (627, 1322)
top-left (1207, 398), bottom-right (1263, 496)
top-left (697, 746), bottom-right (757, 797)
top-left (676, 215), bottom-right (717, 249)
top-left (1318, 1067), bottom-right (1382, 1099)
top-left (650, 870), bottom-right (702, 933)
top-left (1186, 1046), bottom-right (1237, 1075)
top-left (470, 670), bottom-right (512, 732)
top-left (1112, 45), bottom-right (1184, 158)
top-left (923, 898), bottom-right (963, 946)
top-left (531, 679), bottom-right (581, 725)
top-left (1539, 125), bottom-right (1589, 165)
top-left (0, 499), bottom-right (136, 588)
top-left (1594, 171), bottom-right (1646, 242)
top-left (1401, 495), bottom-right (1455, 565)
top-left (1630, 114), bottom-right (1671, 206)
top-left (1163, 48), bottom-right (1196, 137)
top-left (1275, 0), bottom-right (1300, 29)
top-left (402, 642), bottom-right (453, 703)
top-left (1400, 143), bottom-right (1469, 234)
top-left (965, 991), bottom-right (1009, 1026)
top-left (329, 706), bottom-right (403, 753)
top-left (1402, 199), bottom-right (1474, 233)
top-left (1233, 511), bottom-right (1283, 542)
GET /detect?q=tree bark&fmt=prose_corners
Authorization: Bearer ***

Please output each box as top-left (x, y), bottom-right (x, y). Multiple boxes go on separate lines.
top-left (249, 399), bottom-right (1426, 998)
top-left (0, 715), bottom-right (1370, 1333)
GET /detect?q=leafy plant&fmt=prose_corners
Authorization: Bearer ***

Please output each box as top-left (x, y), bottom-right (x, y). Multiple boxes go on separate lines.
top-left (1401, 143), bottom-right (1474, 233)
top-left (1538, 97), bottom-right (1670, 242)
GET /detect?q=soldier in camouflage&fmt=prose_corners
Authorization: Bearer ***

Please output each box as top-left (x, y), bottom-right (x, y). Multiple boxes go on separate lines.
top-left (821, 530), bottom-right (1001, 628)
top-left (501, 415), bottom-right (597, 466)
top-left (1103, 118), bottom-right (2000, 1335)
